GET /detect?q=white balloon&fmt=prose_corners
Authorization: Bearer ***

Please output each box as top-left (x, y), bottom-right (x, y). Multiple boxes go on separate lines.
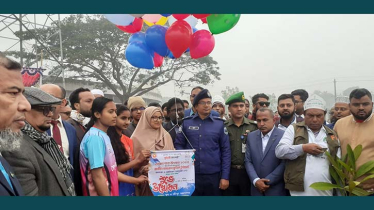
top-left (131, 14), bottom-right (145, 18)
top-left (168, 15), bottom-right (198, 28)
top-left (104, 14), bottom-right (135, 26)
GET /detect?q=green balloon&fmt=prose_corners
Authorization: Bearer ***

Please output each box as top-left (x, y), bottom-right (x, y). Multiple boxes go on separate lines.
top-left (207, 14), bottom-right (241, 35)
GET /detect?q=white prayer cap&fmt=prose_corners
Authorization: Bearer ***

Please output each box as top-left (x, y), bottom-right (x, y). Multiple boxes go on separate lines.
top-left (335, 96), bottom-right (349, 104)
top-left (212, 95), bottom-right (225, 106)
top-left (304, 94), bottom-right (326, 111)
top-left (91, 89), bottom-right (104, 97)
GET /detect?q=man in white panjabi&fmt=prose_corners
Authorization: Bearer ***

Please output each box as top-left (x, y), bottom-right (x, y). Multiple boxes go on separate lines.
top-left (275, 94), bottom-right (341, 196)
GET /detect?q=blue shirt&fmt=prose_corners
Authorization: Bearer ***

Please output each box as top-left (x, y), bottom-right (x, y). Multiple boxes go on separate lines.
top-left (184, 108), bottom-right (220, 118)
top-left (0, 161), bottom-right (13, 190)
top-left (174, 113), bottom-right (231, 179)
top-left (81, 127), bottom-right (107, 169)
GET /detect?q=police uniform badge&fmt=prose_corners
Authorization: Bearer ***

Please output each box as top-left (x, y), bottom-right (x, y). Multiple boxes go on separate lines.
top-left (178, 126), bottom-right (182, 133)
top-left (207, 91), bottom-right (211, 98)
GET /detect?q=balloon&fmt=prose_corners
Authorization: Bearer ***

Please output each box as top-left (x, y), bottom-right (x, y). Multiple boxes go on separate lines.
top-left (142, 14), bottom-right (162, 24)
top-left (168, 15), bottom-right (198, 28)
top-left (185, 28), bottom-right (198, 53)
top-left (165, 20), bottom-right (192, 58)
top-left (125, 41), bottom-right (154, 69)
top-left (201, 18), bottom-right (207, 24)
top-left (104, 14), bottom-right (135, 26)
top-left (172, 14), bottom-right (189, 20)
top-left (161, 14), bottom-right (171, 17)
top-left (192, 14), bottom-right (210, 19)
top-left (130, 14), bottom-right (144, 18)
top-left (167, 51), bottom-right (175, 59)
top-left (144, 16), bottom-right (168, 26)
top-left (145, 25), bottom-right (169, 56)
top-left (153, 52), bottom-right (164, 67)
top-left (129, 32), bottom-right (146, 44)
top-left (207, 14), bottom-right (241, 35)
top-left (116, 18), bottom-right (143, 33)
top-left (190, 30), bottom-right (215, 59)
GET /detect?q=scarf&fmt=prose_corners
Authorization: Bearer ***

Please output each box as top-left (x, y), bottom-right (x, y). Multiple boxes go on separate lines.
top-left (70, 110), bottom-right (86, 126)
top-left (22, 122), bottom-right (76, 196)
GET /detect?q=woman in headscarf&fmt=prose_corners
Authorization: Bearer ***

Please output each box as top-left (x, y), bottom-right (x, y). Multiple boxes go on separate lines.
top-left (131, 106), bottom-right (175, 196)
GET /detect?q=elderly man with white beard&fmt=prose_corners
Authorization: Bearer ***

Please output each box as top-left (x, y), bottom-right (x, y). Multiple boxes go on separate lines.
top-left (0, 55), bottom-right (31, 196)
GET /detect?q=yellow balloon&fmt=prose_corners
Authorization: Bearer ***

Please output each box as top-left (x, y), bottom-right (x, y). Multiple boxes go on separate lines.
top-left (143, 17), bottom-right (168, 26)
top-left (143, 19), bottom-right (154, 26)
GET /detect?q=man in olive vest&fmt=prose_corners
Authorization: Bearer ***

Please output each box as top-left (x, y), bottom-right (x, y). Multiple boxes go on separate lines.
top-left (275, 94), bottom-right (341, 196)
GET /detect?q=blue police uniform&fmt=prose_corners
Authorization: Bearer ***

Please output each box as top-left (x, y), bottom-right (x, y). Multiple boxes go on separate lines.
top-left (175, 113), bottom-right (231, 196)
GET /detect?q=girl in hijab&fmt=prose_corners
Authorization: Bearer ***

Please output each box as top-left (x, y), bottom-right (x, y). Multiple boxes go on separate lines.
top-left (80, 98), bottom-right (147, 196)
top-left (131, 106), bottom-right (175, 196)
top-left (107, 104), bottom-right (151, 196)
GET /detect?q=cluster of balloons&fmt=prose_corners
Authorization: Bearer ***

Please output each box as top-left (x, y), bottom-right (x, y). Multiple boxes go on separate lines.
top-left (105, 14), bottom-right (241, 69)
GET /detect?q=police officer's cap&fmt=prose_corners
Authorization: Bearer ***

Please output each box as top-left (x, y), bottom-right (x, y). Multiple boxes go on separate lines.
top-left (225, 91), bottom-right (245, 105)
top-left (193, 89), bottom-right (212, 107)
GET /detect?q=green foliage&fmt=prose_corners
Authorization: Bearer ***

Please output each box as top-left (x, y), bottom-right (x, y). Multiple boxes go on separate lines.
top-left (6, 15), bottom-right (221, 102)
top-left (310, 144), bottom-right (374, 196)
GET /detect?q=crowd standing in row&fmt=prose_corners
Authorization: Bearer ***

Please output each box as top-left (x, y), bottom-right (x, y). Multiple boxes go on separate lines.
top-left (1, 55), bottom-right (373, 196)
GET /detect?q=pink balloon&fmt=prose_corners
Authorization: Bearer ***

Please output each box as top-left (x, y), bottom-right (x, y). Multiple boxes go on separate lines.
top-left (190, 30), bottom-right (215, 59)
top-left (142, 14), bottom-right (162, 24)
top-left (153, 52), bottom-right (164, 67)
top-left (172, 14), bottom-right (190, 20)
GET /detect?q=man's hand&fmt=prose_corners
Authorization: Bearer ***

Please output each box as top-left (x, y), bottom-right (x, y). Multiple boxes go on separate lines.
top-left (219, 179), bottom-right (229, 190)
top-left (255, 179), bottom-right (270, 193)
top-left (302, 143), bottom-right (324, 156)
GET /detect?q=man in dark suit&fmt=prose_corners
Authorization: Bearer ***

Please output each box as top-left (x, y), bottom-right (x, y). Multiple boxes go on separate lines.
top-left (245, 108), bottom-right (288, 196)
top-left (2, 87), bottom-right (75, 196)
top-left (163, 97), bottom-right (184, 143)
top-left (0, 55), bottom-right (30, 196)
top-left (184, 86), bottom-right (220, 117)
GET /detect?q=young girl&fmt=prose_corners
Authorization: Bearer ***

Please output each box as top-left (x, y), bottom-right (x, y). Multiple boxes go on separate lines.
top-left (107, 105), bottom-right (150, 196)
top-left (80, 98), bottom-right (147, 196)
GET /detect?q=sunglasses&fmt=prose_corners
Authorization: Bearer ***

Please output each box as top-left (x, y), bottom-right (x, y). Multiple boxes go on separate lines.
top-left (257, 101), bottom-right (270, 107)
top-left (32, 106), bottom-right (56, 116)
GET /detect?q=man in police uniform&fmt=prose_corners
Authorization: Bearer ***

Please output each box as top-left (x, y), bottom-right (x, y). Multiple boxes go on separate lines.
top-left (223, 92), bottom-right (257, 196)
top-left (175, 89), bottom-right (231, 196)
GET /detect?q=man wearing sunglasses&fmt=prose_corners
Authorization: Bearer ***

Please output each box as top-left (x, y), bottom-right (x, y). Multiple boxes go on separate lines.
top-left (2, 87), bottom-right (75, 196)
top-left (123, 96), bottom-right (146, 138)
top-left (251, 93), bottom-right (270, 121)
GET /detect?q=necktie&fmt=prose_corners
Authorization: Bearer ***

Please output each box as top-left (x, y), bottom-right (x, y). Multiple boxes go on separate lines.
top-left (51, 120), bottom-right (63, 153)
top-left (0, 161), bottom-right (13, 191)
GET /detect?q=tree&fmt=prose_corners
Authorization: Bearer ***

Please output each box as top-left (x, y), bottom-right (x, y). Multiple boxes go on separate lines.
top-left (7, 15), bottom-right (220, 102)
top-left (221, 86), bottom-right (239, 100)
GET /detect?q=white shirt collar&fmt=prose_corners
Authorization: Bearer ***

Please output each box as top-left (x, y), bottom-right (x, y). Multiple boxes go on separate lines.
top-left (261, 126), bottom-right (275, 139)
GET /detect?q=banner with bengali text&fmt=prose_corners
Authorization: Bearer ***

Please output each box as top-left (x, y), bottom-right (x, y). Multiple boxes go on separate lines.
top-left (148, 150), bottom-right (195, 196)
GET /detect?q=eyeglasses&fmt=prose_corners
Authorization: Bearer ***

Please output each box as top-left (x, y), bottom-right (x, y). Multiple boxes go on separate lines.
top-left (32, 106), bottom-right (56, 116)
top-left (198, 101), bottom-right (212, 106)
top-left (150, 116), bottom-right (164, 121)
top-left (170, 108), bottom-right (184, 113)
top-left (257, 101), bottom-right (270, 107)
top-left (131, 107), bottom-right (146, 112)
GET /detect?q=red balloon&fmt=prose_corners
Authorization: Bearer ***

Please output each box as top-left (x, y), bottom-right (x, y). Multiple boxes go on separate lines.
top-left (153, 52), bottom-right (164, 67)
top-left (201, 18), bottom-right (207, 24)
top-left (190, 30), bottom-right (215, 59)
top-left (192, 14), bottom-right (210, 19)
top-left (116, 18), bottom-right (143, 33)
top-left (165, 20), bottom-right (192, 58)
top-left (172, 14), bottom-right (190, 20)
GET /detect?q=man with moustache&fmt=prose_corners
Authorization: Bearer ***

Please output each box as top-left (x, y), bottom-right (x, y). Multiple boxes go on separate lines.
top-left (163, 98), bottom-right (185, 143)
top-left (291, 89), bottom-right (309, 120)
top-left (2, 87), bottom-right (75, 196)
top-left (334, 88), bottom-right (374, 194)
top-left (251, 93), bottom-right (270, 121)
top-left (223, 92), bottom-right (257, 196)
top-left (276, 94), bottom-right (303, 131)
top-left (67, 88), bottom-right (94, 143)
top-left (327, 96), bottom-right (351, 129)
top-left (184, 86), bottom-right (219, 117)
top-left (0, 55), bottom-right (30, 196)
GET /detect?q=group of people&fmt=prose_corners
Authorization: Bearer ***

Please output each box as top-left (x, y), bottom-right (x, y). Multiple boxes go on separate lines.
top-left (1, 54), bottom-right (373, 196)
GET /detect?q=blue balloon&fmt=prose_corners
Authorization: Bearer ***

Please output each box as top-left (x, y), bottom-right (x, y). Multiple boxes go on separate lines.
top-left (105, 14), bottom-right (135, 26)
top-left (185, 28), bottom-right (199, 53)
top-left (125, 41), bottom-right (154, 69)
top-left (161, 14), bottom-right (171, 17)
top-left (145, 25), bottom-right (169, 57)
top-left (129, 32), bottom-right (146, 44)
top-left (168, 51), bottom-right (175, 59)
